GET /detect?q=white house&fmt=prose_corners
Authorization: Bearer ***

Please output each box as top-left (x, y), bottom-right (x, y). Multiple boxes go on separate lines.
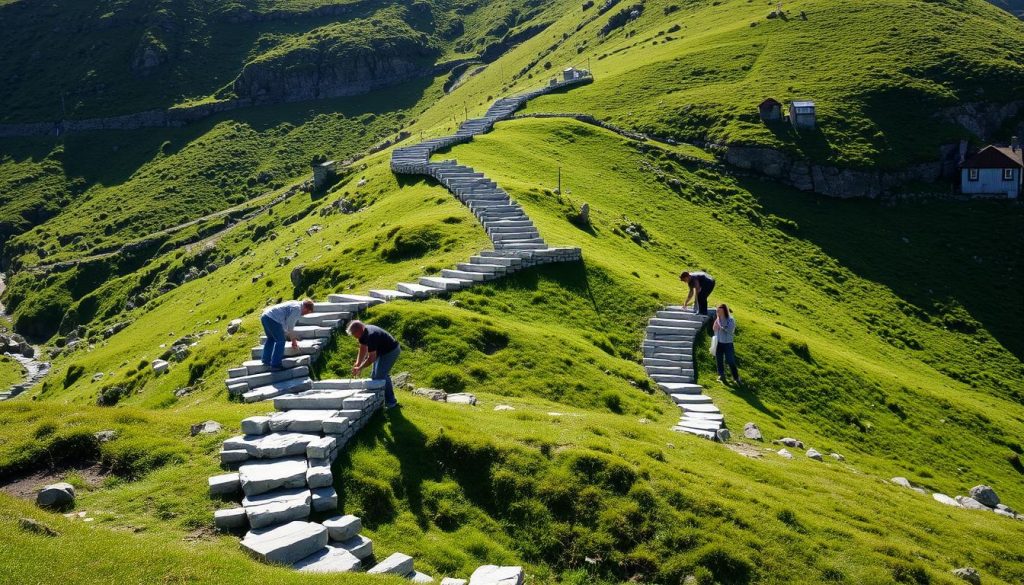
top-left (960, 143), bottom-right (1022, 199)
top-left (788, 100), bottom-right (816, 129)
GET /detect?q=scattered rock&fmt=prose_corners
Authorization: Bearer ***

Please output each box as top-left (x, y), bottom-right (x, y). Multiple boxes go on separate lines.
top-left (94, 430), bottom-right (118, 442)
top-left (413, 388), bottom-right (447, 401)
top-left (494, 405), bottom-right (515, 412)
top-left (37, 483), bottom-right (75, 508)
top-left (968, 485), bottom-right (999, 508)
top-left (174, 386), bottom-right (194, 397)
top-left (441, 579), bottom-right (468, 585)
top-left (743, 422), bottom-right (762, 441)
top-left (715, 428), bottom-right (731, 442)
top-left (806, 448), bottom-right (823, 461)
top-left (447, 393), bottom-right (477, 406)
top-left (469, 565), bottom-right (524, 585)
top-left (290, 265), bottom-right (304, 288)
top-left (933, 493), bottom-right (961, 507)
top-left (393, 371), bottom-right (412, 389)
top-left (955, 496), bottom-right (992, 511)
top-left (91, 372), bottom-right (104, 382)
top-left (191, 420), bottom-right (223, 436)
top-left (995, 503), bottom-right (1017, 516)
top-left (777, 448), bottom-right (793, 459)
top-left (829, 452), bottom-right (845, 461)
top-left (892, 477), bottom-right (912, 488)
top-left (578, 202), bottom-right (591, 225)
top-left (637, 418), bottom-right (650, 424)
top-left (19, 517), bottom-right (59, 537)
top-left (227, 319), bottom-right (243, 335)
top-left (952, 567), bottom-right (981, 585)
top-left (774, 437), bottom-right (804, 449)
top-left (152, 359), bottom-right (169, 373)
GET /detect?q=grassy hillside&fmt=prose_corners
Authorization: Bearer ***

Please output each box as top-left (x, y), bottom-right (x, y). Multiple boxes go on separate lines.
top-left (2, 0), bottom-right (1024, 583)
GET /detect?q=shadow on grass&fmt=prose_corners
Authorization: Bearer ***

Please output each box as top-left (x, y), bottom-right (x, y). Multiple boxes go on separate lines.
top-left (746, 177), bottom-right (1024, 360)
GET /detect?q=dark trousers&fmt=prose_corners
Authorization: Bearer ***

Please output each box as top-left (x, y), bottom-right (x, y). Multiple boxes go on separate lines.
top-left (696, 280), bottom-right (716, 315)
top-left (372, 346), bottom-right (402, 406)
top-left (260, 314), bottom-right (286, 367)
top-left (716, 341), bottom-right (739, 380)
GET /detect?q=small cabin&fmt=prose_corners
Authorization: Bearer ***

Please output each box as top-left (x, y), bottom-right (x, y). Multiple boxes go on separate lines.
top-left (758, 98), bottom-right (782, 122)
top-left (563, 67), bottom-right (590, 81)
top-left (960, 142), bottom-right (1022, 199)
top-left (788, 100), bottom-right (816, 129)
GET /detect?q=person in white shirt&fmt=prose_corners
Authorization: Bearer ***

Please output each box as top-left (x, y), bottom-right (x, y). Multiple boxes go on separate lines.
top-left (712, 303), bottom-right (741, 384)
top-left (260, 299), bottom-right (315, 370)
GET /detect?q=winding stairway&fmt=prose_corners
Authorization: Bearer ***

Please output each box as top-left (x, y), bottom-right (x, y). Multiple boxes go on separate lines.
top-left (206, 74), bottom-right (593, 578)
top-left (643, 307), bottom-right (728, 441)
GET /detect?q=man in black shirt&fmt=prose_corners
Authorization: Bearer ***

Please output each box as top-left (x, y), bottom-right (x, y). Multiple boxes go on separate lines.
top-left (347, 320), bottom-right (402, 409)
top-left (680, 271), bottom-right (716, 316)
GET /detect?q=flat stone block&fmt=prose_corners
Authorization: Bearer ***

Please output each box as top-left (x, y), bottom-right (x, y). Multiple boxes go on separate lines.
top-left (323, 416), bottom-right (351, 434)
top-left (208, 473), bottom-right (240, 496)
top-left (241, 521), bottom-right (327, 565)
top-left (238, 457), bottom-right (308, 496)
top-left (241, 416), bottom-right (271, 435)
top-left (410, 571), bottom-right (436, 583)
top-left (323, 514), bottom-right (361, 542)
top-left (293, 544), bottom-right (362, 573)
top-left (275, 389), bottom-right (358, 410)
top-left (220, 449), bottom-right (250, 464)
top-left (368, 552), bottom-right (414, 576)
top-left (307, 436), bottom-right (337, 459)
top-left (469, 565), bottom-right (524, 585)
top-left (441, 579), bottom-right (468, 585)
top-left (337, 534), bottom-right (373, 560)
top-left (307, 461), bottom-right (333, 489)
top-left (214, 507), bottom-right (248, 530)
top-left (223, 432), bottom-right (318, 459)
top-left (311, 486), bottom-right (338, 512)
top-left (268, 409), bottom-right (339, 433)
top-left (243, 488), bottom-right (312, 529)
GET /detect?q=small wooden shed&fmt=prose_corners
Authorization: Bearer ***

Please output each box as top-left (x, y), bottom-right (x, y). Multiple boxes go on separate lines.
top-left (758, 98), bottom-right (782, 122)
top-left (788, 100), bottom-right (816, 129)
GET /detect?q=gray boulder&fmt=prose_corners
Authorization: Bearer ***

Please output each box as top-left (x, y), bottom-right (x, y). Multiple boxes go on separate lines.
top-left (37, 482), bottom-right (75, 508)
top-left (891, 477), bottom-right (912, 489)
top-left (956, 496), bottom-right (992, 511)
top-left (777, 448), bottom-right (793, 459)
top-left (776, 437), bottom-right (803, 449)
top-left (806, 448), bottom-right (823, 461)
top-left (94, 430), bottom-right (117, 442)
top-left (715, 428), bottom-right (731, 443)
top-left (933, 493), bottom-right (961, 507)
top-left (742, 422), bottom-right (762, 441)
top-left (413, 388), bottom-right (447, 401)
top-left (152, 359), bottom-right (169, 373)
top-left (952, 567), bottom-right (981, 585)
top-left (191, 420), bottom-right (223, 436)
top-left (290, 266), bottom-right (305, 288)
top-left (968, 485), bottom-right (999, 508)
top-left (469, 565), bottom-right (524, 585)
top-left (441, 579), bottom-right (469, 585)
top-left (227, 319), bottom-right (243, 335)
top-left (447, 393), bottom-right (477, 405)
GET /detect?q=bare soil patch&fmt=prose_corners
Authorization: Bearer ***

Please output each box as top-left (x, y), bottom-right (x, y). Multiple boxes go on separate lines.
top-left (0, 462), bottom-right (106, 499)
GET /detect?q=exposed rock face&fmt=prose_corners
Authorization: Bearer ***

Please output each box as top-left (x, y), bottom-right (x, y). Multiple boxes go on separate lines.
top-left (940, 100), bottom-right (1024, 141)
top-left (232, 26), bottom-right (438, 104)
top-left (723, 145), bottom-right (951, 198)
top-left (952, 567), bottom-right (981, 585)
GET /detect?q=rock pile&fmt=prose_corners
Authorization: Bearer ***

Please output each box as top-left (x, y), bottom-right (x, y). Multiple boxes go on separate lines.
top-left (891, 480), bottom-right (1021, 520)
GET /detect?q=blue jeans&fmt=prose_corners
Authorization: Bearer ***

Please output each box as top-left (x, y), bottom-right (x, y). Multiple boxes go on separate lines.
top-left (261, 315), bottom-right (287, 367)
top-left (716, 341), bottom-right (739, 380)
top-left (372, 346), bottom-right (401, 406)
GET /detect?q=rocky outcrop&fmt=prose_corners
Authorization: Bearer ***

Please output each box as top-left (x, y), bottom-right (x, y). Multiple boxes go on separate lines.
top-left (723, 145), bottom-right (958, 199)
top-left (940, 100), bottom-right (1024, 141)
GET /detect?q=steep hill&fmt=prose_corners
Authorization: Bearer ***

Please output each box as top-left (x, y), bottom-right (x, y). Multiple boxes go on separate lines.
top-left (1, 0), bottom-right (1023, 583)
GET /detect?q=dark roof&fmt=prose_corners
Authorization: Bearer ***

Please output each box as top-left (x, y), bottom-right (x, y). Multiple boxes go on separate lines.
top-left (962, 145), bottom-right (1024, 169)
top-left (758, 98), bottom-right (781, 108)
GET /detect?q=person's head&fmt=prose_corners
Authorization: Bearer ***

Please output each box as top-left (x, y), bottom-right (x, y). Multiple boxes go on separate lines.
top-left (679, 271), bottom-right (691, 283)
top-left (346, 320), bottom-right (365, 338)
top-left (300, 299), bottom-right (315, 315)
top-left (717, 303), bottom-right (730, 319)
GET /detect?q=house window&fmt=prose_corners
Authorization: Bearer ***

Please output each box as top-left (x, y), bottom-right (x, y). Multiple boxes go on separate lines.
top-left (1004, 168), bottom-right (1015, 181)
top-left (968, 168), bottom-right (979, 181)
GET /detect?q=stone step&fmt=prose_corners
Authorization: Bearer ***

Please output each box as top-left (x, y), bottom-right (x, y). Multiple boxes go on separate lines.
top-left (293, 545), bottom-right (362, 573)
top-left (470, 255), bottom-right (521, 267)
top-left (670, 394), bottom-right (711, 404)
top-left (456, 263), bottom-right (506, 274)
top-left (495, 242), bottom-right (547, 250)
top-left (312, 379), bottom-right (386, 390)
top-left (679, 402), bottom-right (721, 414)
top-left (642, 358), bottom-right (687, 367)
top-left (313, 301), bottom-right (364, 313)
top-left (368, 552), bottom-right (414, 577)
top-left (677, 417), bottom-right (723, 431)
top-left (396, 282), bottom-right (445, 298)
top-left (369, 289), bottom-right (414, 301)
top-left (485, 219), bottom-right (534, 228)
top-left (327, 294), bottom-right (385, 308)
top-left (656, 310), bottom-right (707, 322)
top-left (441, 269), bottom-right (490, 282)
top-left (648, 319), bottom-right (704, 329)
top-left (241, 521), bottom-right (328, 565)
top-left (299, 311), bottom-right (351, 326)
top-left (223, 432), bottom-right (320, 459)
top-left (275, 389), bottom-right (361, 411)
top-left (419, 276), bottom-right (473, 291)
top-left (658, 382), bottom-right (703, 394)
top-left (679, 411), bottom-right (724, 421)
top-left (642, 339), bottom-right (694, 348)
top-left (312, 486), bottom-right (338, 512)
top-left (231, 356), bottom-right (311, 378)
top-left (323, 515), bottom-right (362, 541)
top-left (491, 232), bottom-right (541, 242)
top-left (643, 349), bottom-right (690, 360)
top-left (488, 225), bottom-right (538, 234)
top-left (645, 366), bottom-right (695, 376)
top-left (242, 377), bottom-right (313, 403)
top-left (268, 409), bottom-right (341, 434)
top-left (672, 426), bottom-right (717, 440)
top-left (259, 326), bottom-right (333, 343)
top-left (226, 366), bottom-right (310, 391)
top-left (649, 374), bottom-right (694, 384)
top-left (337, 534), bottom-right (374, 560)
top-left (249, 339), bottom-right (323, 360)
top-left (238, 458), bottom-right (308, 496)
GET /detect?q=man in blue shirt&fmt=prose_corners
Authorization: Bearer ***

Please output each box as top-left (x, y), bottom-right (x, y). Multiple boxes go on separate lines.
top-left (346, 320), bottom-right (402, 409)
top-left (260, 299), bottom-right (315, 370)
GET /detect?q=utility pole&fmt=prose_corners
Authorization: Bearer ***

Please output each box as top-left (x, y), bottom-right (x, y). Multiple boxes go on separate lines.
top-left (557, 166), bottom-right (562, 194)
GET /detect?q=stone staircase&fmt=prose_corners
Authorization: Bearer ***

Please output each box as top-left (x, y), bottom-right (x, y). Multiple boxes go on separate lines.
top-left (206, 76), bottom-right (600, 577)
top-left (643, 306), bottom-right (728, 441)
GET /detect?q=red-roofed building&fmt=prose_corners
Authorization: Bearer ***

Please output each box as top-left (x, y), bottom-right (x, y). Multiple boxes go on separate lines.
top-left (961, 142), bottom-right (1022, 198)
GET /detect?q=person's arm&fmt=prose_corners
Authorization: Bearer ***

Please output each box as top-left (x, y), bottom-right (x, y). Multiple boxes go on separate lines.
top-left (683, 286), bottom-right (694, 307)
top-left (351, 345), bottom-right (368, 375)
top-left (713, 317), bottom-right (721, 332)
top-left (286, 308), bottom-right (300, 348)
